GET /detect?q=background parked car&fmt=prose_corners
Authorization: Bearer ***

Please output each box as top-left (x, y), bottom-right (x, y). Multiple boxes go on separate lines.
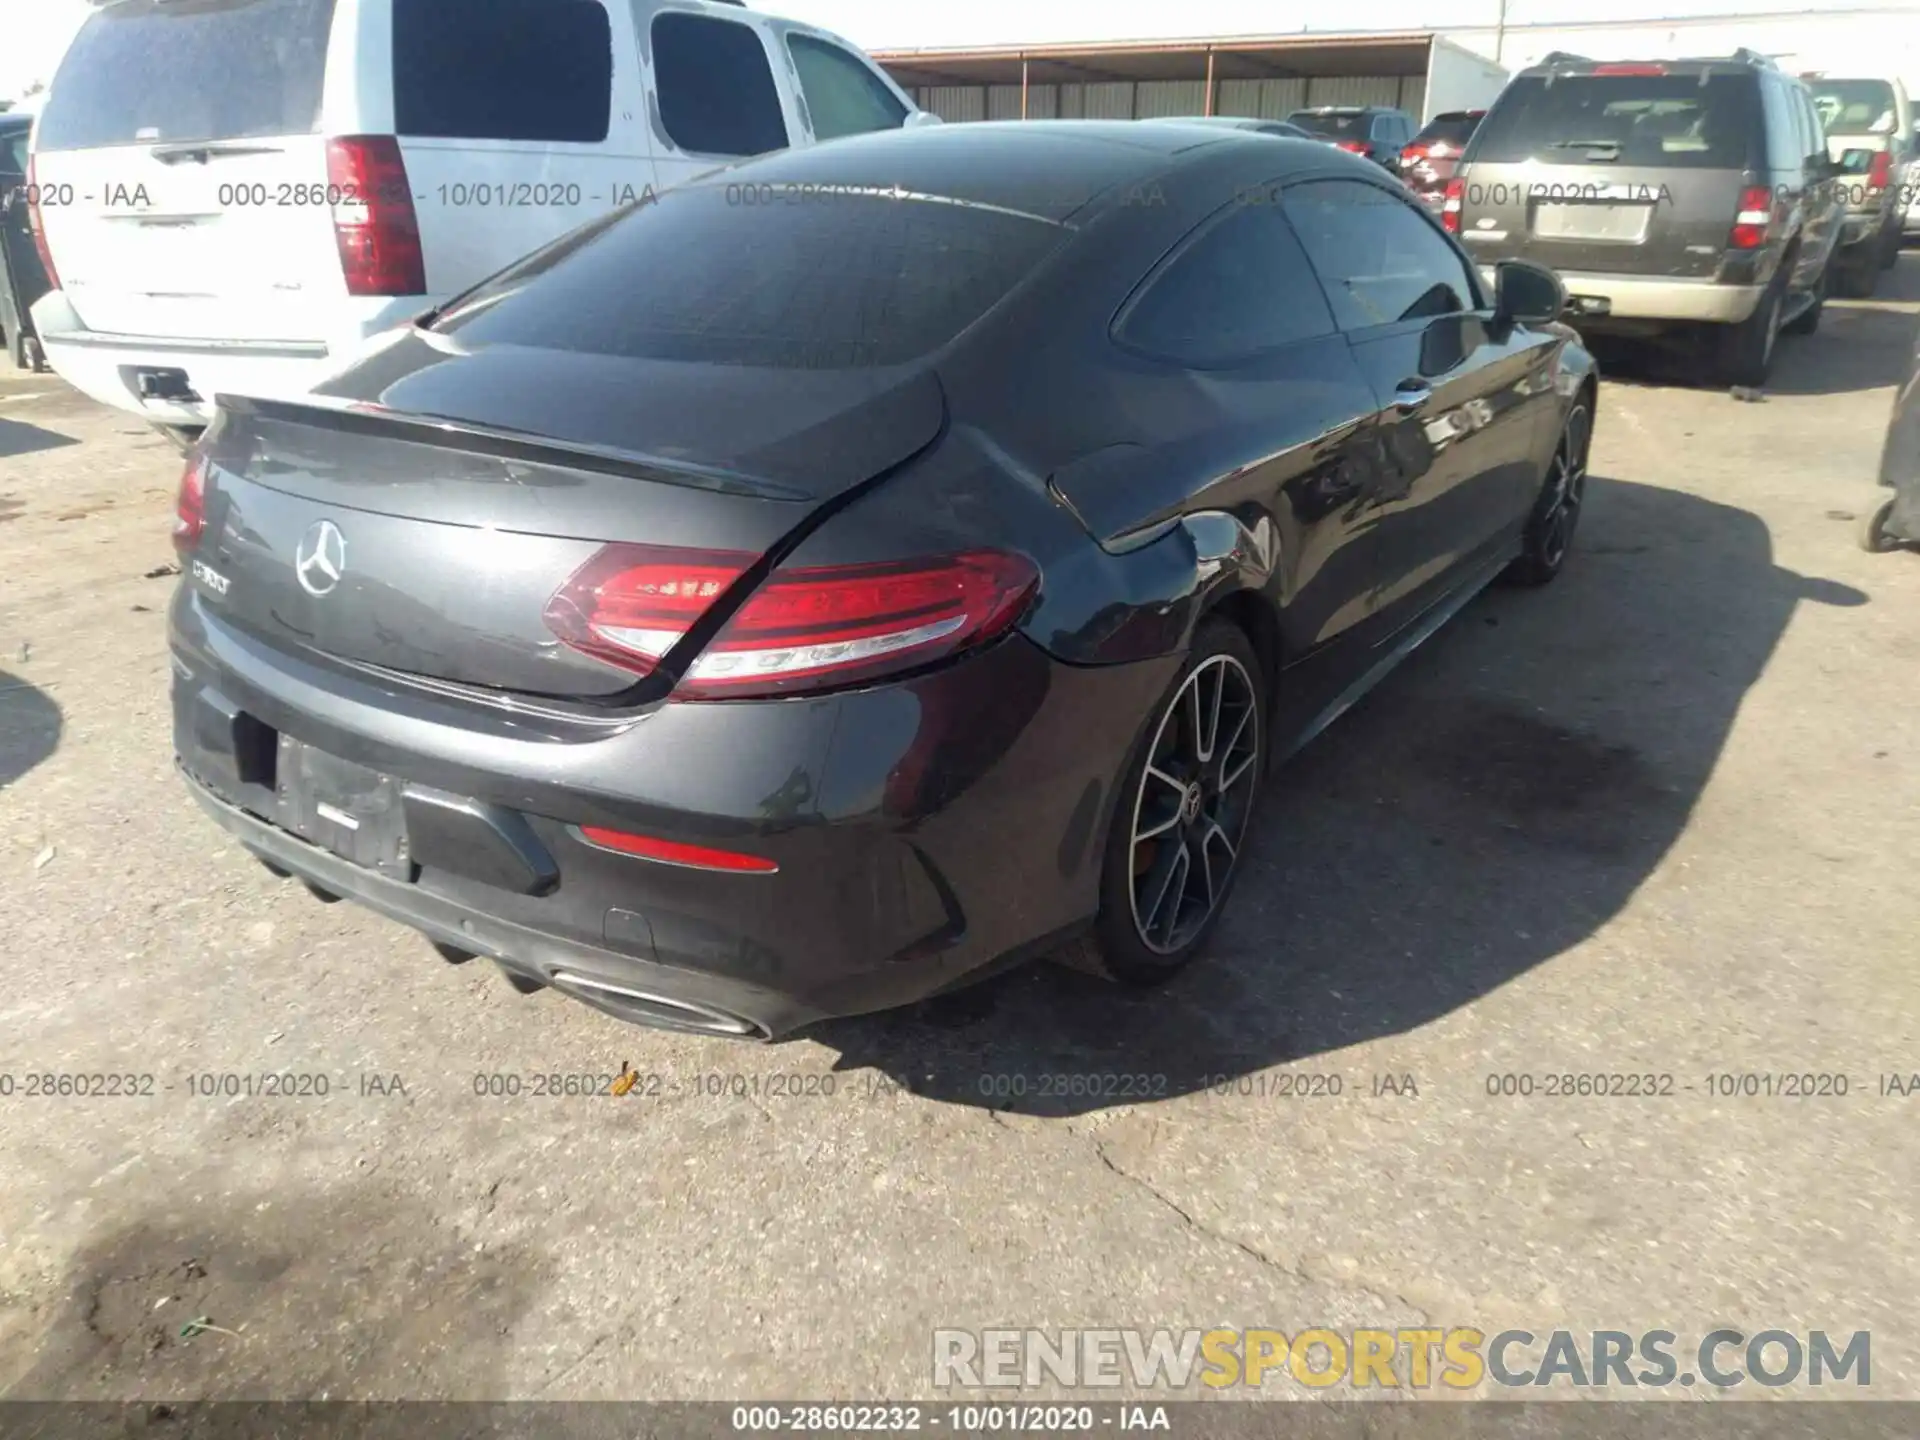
top-left (26, 0), bottom-right (926, 448)
top-left (1800, 74), bottom-right (1911, 293)
top-left (1447, 49), bottom-right (1842, 388)
top-left (1285, 105), bottom-right (1418, 172)
top-left (0, 111), bottom-right (52, 372)
top-left (1400, 108), bottom-right (1484, 207)
top-left (1157, 116), bottom-right (1314, 140)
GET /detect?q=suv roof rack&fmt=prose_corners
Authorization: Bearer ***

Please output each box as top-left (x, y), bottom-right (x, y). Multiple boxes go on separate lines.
top-left (1538, 51), bottom-right (1590, 66)
top-left (1536, 47), bottom-right (1777, 70)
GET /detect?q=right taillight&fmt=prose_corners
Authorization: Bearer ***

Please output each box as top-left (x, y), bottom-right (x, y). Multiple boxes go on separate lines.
top-left (173, 453), bottom-right (207, 552)
top-left (1441, 177), bottom-right (1465, 234)
top-left (25, 155), bottom-right (60, 291)
top-left (1730, 185), bottom-right (1774, 249)
top-left (544, 545), bottom-right (1040, 700)
top-left (326, 136), bottom-right (425, 296)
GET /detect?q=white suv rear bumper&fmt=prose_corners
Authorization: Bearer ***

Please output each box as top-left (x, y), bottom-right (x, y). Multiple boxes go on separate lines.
top-left (29, 291), bottom-right (410, 427)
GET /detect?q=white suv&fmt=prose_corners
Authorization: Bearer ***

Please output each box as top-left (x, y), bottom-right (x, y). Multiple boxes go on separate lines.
top-left (25, 0), bottom-right (926, 440)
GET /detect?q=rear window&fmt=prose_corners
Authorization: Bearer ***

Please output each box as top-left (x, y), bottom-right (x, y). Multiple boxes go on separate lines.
top-left (36, 0), bottom-right (337, 152)
top-left (1469, 73), bottom-right (1761, 168)
top-left (394, 0), bottom-right (612, 143)
top-left (430, 186), bottom-right (1063, 369)
top-left (1411, 112), bottom-right (1480, 148)
top-left (1804, 79), bottom-right (1898, 136)
top-left (1287, 111), bottom-right (1368, 139)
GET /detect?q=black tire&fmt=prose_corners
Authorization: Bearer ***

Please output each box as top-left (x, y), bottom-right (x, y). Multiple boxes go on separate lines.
top-left (1715, 274), bottom-right (1785, 387)
top-left (1061, 617), bottom-right (1267, 985)
top-left (1857, 494), bottom-right (1898, 554)
top-left (22, 335), bottom-right (46, 373)
top-left (1832, 244), bottom-right (1878, 299)
top-left (1504, 400), bottom-right (1592, 587)
top-left (1784, 266), bottom-right (1826, 336)
top-left (1879, 218), bottom-right (1901, 270)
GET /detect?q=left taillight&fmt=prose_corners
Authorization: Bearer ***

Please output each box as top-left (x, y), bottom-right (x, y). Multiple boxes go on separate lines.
top-left (1334, 140), bottom-right (1369, 155)
top-left (173, 453), bottom-right (207, 552)
top-left (1730, 185), bottom-right (1774, 250)
top-left (1441, 177), bottom-right (1465, 234)
top-left (544, 545), bottom-right (1040, 700)
top-left (1866, 150), bottom-right (1893, 192)
top-left (326, 136), bottom-right (425, 296)
top-left (25, 155), bottom-right (60, 290)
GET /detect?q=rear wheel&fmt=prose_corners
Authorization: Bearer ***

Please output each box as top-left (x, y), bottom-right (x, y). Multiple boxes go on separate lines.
top-left (1064, 618), bottom-right (1266, 985)
top-left (1784, 264), bottom-right (1826, 335)
top-left (1715, 275), bottom-right (1784, 387)
top-left (22, 335), bottom-right (45, 373)
top-left (1879, 217), bottom-right (1901, 270)
top-left (1504, 401), bottom-right (1591, 587)
top-left (1832, 243), bottom-right (1878, 298)
top-left (1857, 494), bottom-right (1898, 553)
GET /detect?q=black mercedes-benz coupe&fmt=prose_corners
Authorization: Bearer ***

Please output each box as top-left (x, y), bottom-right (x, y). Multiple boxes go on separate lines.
top-left (169, 121), bottom-right (1596, 1038)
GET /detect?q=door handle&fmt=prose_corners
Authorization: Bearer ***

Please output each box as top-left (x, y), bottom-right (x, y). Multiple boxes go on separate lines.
top-left (1391, 379), bottom-right (1433, 413)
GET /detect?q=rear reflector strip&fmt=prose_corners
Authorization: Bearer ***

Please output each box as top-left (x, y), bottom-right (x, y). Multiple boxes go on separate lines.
top-left (576, 825), bottom-right (778, 873)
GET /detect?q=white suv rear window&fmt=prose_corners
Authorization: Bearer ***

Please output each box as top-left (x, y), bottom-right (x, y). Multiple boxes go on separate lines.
top-left (37, 0), bottom-right (337, 152)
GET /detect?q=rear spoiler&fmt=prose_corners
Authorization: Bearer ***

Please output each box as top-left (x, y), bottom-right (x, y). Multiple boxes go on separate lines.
top-left (213, 393), bottom-right (813, 504)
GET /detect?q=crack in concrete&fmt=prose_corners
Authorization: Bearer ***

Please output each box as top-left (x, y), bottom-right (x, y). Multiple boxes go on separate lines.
top-left (1084, 1136), bottom-right (1430, 1326)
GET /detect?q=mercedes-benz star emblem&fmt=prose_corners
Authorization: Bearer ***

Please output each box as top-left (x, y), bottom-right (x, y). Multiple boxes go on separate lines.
top-left (295, 520), bottom-right (347, 597)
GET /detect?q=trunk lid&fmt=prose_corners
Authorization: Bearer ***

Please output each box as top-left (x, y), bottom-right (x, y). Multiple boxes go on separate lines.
top-left (31, 0), bottom-right (346, 342)
top-left (192, 338), bottom-right (947, 698)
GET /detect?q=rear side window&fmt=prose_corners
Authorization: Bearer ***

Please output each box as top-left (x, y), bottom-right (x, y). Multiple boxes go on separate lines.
top-left (1469, 73), bottom-right (1761, 169)
top-left (788, 34), bottom-right (908, 141)
top-left (652, 13), bottom-right (788, 156)
top-left (36, 0), bottom-right (336, 152)
top-left (394, 0), bottom-right (612, 142)
top-left (1805, 79), bottom-right (1898, 136)
top-left (431, 186), bottom-right (1063, 369)
top-left (1116, 202), bottom-right (1336, 365)
top-left (2, 129), bottom-right (28, 175)
top-left (1284, 179), bottom-right (1478, 331)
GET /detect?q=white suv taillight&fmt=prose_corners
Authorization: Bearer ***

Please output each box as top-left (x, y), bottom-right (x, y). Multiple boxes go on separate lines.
top-left (326, 136), bottom-right (426, 296)
top-left (25, 155), bottom-right (60, 291)
top-left (1441, 177), bottom-right (1465, 234)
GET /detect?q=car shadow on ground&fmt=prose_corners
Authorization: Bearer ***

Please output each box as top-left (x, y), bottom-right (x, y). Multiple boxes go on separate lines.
top-left (0, 670), bottom-right (61, 791)
top-left (809, 476), bottom-right (1867, 1115)
top-left (0, 416), bottom-right (80, 459)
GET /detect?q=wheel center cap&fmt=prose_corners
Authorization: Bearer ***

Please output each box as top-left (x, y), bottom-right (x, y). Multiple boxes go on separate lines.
top-left (1180, 782), bottom-right (1205, 826)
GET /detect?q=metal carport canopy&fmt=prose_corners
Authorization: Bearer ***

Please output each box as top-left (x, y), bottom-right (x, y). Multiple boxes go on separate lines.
top-left (872, 31), bottom-right (1439, 122)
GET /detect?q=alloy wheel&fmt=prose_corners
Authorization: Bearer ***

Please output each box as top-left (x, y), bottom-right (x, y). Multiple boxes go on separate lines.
top-left (1127, 653), bottom-right (1261, 955)
top-left (1539, 407), bottom-right (1590, 570)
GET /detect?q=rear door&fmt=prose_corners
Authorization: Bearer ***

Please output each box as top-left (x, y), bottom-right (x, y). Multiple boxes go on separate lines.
top-left (1457, 68), bottom-right (1764, 279)
top-left (29, 0), bottom-right (346, 343)
top-left (1285, 177), bottom-right (1560, 625)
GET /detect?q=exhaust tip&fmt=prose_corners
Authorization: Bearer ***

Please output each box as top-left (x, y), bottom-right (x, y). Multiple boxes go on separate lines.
top-left (549, 971), bottom-right (764, 1038)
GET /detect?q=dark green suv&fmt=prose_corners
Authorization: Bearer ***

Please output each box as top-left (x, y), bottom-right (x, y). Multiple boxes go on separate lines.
top-left (1445, 49), bottom-right (1843, 387)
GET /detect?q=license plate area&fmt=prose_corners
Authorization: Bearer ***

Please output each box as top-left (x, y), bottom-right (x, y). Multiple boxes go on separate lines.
top-left (1531, 201), bottom-right (1652, 243)
top-left (278, 737), bottom-right (412, 878)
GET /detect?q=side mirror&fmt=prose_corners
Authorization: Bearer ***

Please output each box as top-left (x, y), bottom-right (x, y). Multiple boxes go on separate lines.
top-left (1493, 259), bottom-right (1566, 326)
top-left (903, 110), bottom-right (944, 129)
